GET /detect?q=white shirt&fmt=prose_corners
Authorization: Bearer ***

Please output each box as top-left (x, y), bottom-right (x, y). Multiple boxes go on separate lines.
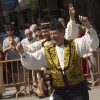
top-left (20, 20), bottom-right (99, 70)
top-left (75, 27), bottom-right (99, 57)
top-left (65, 20), bottom-right (99, 57)
top-left (56, 45), bottom-right (64, 70)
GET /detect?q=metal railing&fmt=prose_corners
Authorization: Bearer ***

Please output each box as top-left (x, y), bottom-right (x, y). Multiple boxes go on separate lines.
top-left (0, 59), bottom-right (27, 98)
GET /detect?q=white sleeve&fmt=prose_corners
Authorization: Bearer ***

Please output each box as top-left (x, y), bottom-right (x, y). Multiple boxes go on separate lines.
top-left (22, 39), bottom-right (45, 53)
top-left (75, 27), bottom-right (99, 57)
top-left (65, 20), bottom-right (79, 40)
top-left (22, 41), bottom-right (41, 53)
top-left (20, 48), bottom-right (47, 70)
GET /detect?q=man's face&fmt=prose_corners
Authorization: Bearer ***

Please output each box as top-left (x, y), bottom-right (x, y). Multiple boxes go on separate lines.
top-left (25, 31), bottom-right (33, 40)
top-left (50, 29), bottom-right (64, 45)
top-left (41, 29), bottom-right (50, 40)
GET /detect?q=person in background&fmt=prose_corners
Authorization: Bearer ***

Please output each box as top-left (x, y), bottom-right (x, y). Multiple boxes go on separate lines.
top-left (21, 29), bottom-right (36, 93)
top-left (35, 30), bottom-right (44, 97)
top-left (76, 24), bottom-right (93, 91)
top-left (2, 24), bottom-right (21, 96)
top-left (31, 19), bottom-right (52, 98)
top-left (77, 24), bottom-right (88, 80)
top-left (0, 38), bottom-right (5, 99)
top-left (77, 24), bottom-right (99, 87)
top-left (22, 16), bottom-right (52, 53)
top-left (92, 47), bottom-right (100, 88)
top-left (85, 52), bottom-right (99, 88)
top-left (35, 30), bottom-right (43, 41)
top-left (35, 28), bottom-right (52, 98)
top-left (21, 29), bottom-right (36, 45)
top-left (21, 16), bottom-right (52, 98)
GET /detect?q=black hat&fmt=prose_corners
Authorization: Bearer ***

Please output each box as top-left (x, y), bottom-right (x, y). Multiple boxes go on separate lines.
top-left (40, 15), bottom-right (51, 29)
top-left (50, 18), bottom-right (63, 30)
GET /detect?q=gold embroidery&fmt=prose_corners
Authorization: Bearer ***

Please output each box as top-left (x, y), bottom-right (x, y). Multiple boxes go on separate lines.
top-left (44, 40), bottom-right (84, 87)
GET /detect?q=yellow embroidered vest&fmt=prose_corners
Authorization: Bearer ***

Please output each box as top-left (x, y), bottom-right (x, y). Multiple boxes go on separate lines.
top-left (44, 40), bottom-right (84, 87)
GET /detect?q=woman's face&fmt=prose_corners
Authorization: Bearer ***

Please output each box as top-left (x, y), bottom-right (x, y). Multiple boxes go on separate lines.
top-left (35, 32), bottom-right (43, 41)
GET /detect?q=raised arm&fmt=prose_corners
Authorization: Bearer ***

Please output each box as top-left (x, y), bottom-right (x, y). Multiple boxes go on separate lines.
top-left (21, 39), bottom-right (45, 53)
top-left (16, 43), bottom-right (47, 70)
top-left (65, 3), bottom-right (79, 40)
top-left (75, 16), bottom-right (99, 57)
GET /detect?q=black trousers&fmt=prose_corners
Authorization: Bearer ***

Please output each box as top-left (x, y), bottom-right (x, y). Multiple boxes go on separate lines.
top-left (50, 81), bottom-right (89, 100)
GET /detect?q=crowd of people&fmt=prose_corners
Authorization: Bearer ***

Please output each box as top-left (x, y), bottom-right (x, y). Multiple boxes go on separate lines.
top-left (0, 3), bottom-right (100, 100)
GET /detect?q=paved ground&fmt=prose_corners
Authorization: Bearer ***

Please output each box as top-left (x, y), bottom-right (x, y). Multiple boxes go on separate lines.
top-left (89, 86), bottom-right (100, 100)
top-left (1, 86), bottom-right (100, 100)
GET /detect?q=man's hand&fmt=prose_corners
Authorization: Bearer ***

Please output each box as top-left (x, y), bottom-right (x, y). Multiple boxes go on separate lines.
top-left (69, 3), bottom-right (75, 21)
top-left (79, 15), bottom-right (91, 29)
top-left (16, 43), bottom-right (24, 54)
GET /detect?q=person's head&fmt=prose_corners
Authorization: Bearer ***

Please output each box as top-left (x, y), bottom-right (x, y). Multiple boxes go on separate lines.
top-left (25, 29), bottom-right (33, 41)
top-left (50, 18), bottom-right (65, 46)
top-left (40, 25), bottom-right (50, 40)
top-left (39, 15), bottom-right (51, 40)
top-left (30, 24), bottom-right (37, 33)
top-left (5, 24), bottom-right (14, 36)
top-left (35, 30), bottom-right (43, 41)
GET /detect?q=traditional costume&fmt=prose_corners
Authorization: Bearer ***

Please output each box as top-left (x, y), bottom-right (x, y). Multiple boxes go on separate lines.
top-left (20, 19), bottom-right (99, 100)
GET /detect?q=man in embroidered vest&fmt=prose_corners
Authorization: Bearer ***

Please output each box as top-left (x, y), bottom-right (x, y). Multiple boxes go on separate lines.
top-left (16, 4), bottom-right (99, 100)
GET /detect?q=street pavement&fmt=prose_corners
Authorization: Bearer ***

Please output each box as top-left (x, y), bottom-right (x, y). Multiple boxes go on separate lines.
top-left (1, 86), bottom-right (100, 100)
